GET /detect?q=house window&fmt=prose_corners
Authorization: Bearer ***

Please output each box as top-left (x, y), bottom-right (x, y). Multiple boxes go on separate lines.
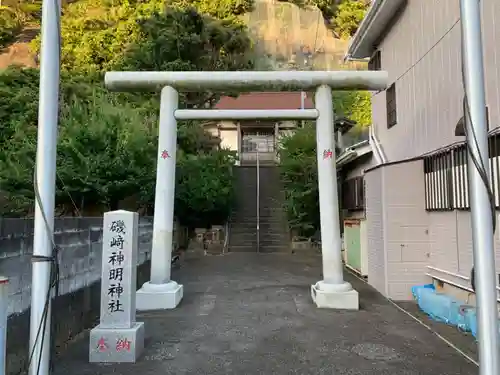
top-left (368, 50), bottom-right (381, 71)
top-left (341, 176), bottom-right (365, 211)
top-left (386, 83), bottom-right (397, 128)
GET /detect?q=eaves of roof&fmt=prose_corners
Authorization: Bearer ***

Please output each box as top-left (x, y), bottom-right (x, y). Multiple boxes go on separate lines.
top-left (346, 0), bottom-right (407, 59)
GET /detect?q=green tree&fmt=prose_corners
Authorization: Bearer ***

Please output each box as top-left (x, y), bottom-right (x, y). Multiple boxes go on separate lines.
top-left (1, 3), bottom-right (258, 221)
top-left (332, 0), bottom-right (369, 38)
top-left (175, 150), bottom-right (237, 230)
top-left (277, 124), bottom-right (319, 238)
top-left (0, 66), bottom-right (158, 215)
top-left (333, 90), bottom-right (372, 127)
top-left (281, 0), bottom-right (369, 39)
top-left (121, 8), bottom-right (255, 108)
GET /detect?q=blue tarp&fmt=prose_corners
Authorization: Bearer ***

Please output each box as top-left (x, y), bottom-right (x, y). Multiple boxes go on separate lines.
top-left (411, 284), bottom-right (497, 339)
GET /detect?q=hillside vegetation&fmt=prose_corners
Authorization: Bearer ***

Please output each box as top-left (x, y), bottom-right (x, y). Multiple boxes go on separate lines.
top-left (0, 0), bottom-right (257, 223)
top-left (0, 0), bottom-right (371, 224)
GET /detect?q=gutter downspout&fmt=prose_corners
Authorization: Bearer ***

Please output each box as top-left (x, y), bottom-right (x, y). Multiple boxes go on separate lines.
top-left (369, 125), bottom-right (387, 164)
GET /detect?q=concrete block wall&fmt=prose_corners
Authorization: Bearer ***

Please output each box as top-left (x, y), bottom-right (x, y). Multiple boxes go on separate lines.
top-left (0, 216), bottom-right (155, 375)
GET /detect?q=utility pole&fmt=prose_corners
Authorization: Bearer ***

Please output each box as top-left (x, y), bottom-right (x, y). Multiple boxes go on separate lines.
top-left (29, 0), bottom-right (61, 373)
top-left (459, 2), bottom-right (500, 375)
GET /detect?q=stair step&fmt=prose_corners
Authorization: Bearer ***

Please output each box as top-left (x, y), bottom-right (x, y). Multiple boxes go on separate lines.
top-left (229, 245), bottom-right (257, 252)
top-left (230, 165), bottom-right (288, 253)
top-left (259, 246), bottom-right (290, 253)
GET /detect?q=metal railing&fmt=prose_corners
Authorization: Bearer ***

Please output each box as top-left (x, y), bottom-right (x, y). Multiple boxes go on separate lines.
top-left (423, 130), bottom-right (500, 211)
top-left (256, 148), bottom-right (260, 253)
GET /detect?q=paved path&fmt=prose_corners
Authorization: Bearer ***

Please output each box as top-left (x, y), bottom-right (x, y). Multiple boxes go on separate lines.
top-left (55, 252), bottom-right (477, 375)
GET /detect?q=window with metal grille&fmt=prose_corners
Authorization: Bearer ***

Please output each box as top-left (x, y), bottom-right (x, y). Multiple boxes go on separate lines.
top-left (386, 83), bottom-right (397, 128)
top-left (341, 176), bottom-right (365, 211)
top-left (423, 131), bottom-right (500, 211)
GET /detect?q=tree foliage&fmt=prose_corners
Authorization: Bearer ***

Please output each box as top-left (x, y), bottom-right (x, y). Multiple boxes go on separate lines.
top-left (0, 0), bottom-right (42, 48)
top-left (331, 0), bottom-right (369, 38)
top-left (175, 150), bottom-right (236, 229)
top-left (0, 2), bottom-right (258, 224)
top-left (281, 0), bottom-right (369, 39)
top-left (333, 90), bottom-right (372, 127)
top-left (277, 124), bottom-right (319, 238)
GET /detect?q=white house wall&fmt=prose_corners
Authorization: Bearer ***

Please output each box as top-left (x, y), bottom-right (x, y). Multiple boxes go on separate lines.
top-left (372, 0), bottom-right (500, 162)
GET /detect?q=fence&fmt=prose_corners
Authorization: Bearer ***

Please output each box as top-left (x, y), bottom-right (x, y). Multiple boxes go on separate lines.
top-left (0, 216), bottom-right (157, 374)
top-left (423, 131), bottom-right (500, 211)
top-left (0, 216), bottom-right (156, 316)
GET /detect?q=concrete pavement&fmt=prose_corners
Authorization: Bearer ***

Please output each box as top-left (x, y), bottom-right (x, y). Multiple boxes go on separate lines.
top-left (53, 252), bottom-right (477, 375)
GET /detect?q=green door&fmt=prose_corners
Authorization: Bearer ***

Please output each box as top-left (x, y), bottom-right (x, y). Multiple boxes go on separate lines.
top-left (344, 220), bottom-right (361, 272)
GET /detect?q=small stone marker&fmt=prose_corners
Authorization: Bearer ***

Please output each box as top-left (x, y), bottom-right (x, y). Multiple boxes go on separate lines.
top-left (89, 210), bottom-right (145, 363)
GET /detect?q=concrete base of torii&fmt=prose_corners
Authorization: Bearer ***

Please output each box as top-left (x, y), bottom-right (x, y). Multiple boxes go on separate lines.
top-left (136, 281), bottom-right (183, 310)
top-left (311, 281), bottom-right (359, 310)
top-left (310, 85), bottom-right (359, 311)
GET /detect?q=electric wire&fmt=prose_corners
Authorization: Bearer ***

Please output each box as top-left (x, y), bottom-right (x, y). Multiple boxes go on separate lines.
top-left (368, 14), bottom-right (496, 289)
top-left (459, 19), bottom-right (496, 291)
top-left (372, 18), bottom-right (461, 97)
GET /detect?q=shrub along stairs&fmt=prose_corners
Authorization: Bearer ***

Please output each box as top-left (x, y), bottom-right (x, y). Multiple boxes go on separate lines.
top-left (228, 163), bottom-right (289, 253)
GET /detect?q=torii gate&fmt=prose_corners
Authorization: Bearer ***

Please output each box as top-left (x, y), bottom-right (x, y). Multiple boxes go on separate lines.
top-left (104, 70), bottom-right (388, 311)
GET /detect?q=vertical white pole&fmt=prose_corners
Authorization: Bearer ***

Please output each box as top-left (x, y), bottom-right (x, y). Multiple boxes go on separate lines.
top-left (460, 1), bottom-right (500, 374)
top-left (29, 0), bottom-right (61, 371)
top-left (315, 85), bottom-right (344, 285)
top-left (151, 86), bottom-right (178, 284)
top-left (136, 86), bottom-right (183, 310)
top-left (312, 85), bottom-right (358, 310)
top-left (0, 277), bottom-right (8, 375)
top-left (256, 148), bottom-right (260, 253)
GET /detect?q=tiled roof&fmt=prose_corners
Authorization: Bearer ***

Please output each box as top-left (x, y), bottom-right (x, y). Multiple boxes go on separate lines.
top-left (214, 92), bottom-right (314, 110)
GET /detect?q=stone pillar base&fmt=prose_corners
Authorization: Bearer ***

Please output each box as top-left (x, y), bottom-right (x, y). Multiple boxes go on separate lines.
top-left (136, 280), bottom-right (183, 310)
top-left (311, 280), bottom-right (359, 310)
top-left (89, 322), bottom-right (145, 363)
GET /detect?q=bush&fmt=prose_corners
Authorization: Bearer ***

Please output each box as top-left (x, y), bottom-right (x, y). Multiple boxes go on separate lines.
top-left (0, 67), bottom-right (158, 215)
top-left (277, 124), bottom-right (319, 238)
top-left (2, 2), bottom-right (254, 226)
top-left (175, 150), bottom-right (237, 229)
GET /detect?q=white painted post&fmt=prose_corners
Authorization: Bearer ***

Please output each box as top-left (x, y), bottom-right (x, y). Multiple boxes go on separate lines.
top-left (89, 210), bottom-right (145, 363)
top-left (135, 86), bottom-right (184, 310)
top-left (0, 277), bottom-right (8, 375)
top-left (311, 85), bottom-right (359, 310)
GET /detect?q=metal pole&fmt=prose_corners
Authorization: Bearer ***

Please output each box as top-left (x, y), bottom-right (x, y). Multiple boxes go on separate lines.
top-left (0, 277), bottom-right (8, 375)
top-left (460, 2), bottom-right (500, 375)
top-left (256, 148), bottom-right (260, 253)
top-left (29, 0), bottom-right (61, 372)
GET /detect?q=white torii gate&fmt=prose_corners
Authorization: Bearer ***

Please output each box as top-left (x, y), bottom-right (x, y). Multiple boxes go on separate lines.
top-left (104, 70), bottom-right (388, 311)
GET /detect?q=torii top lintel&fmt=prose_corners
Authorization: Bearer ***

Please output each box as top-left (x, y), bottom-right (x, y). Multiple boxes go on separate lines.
top-left (104, 70), bottom-right (388, 92)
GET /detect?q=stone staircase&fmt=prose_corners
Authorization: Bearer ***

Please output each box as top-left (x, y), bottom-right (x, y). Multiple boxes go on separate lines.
top-left (228, 163), bottom-right (289, 253)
